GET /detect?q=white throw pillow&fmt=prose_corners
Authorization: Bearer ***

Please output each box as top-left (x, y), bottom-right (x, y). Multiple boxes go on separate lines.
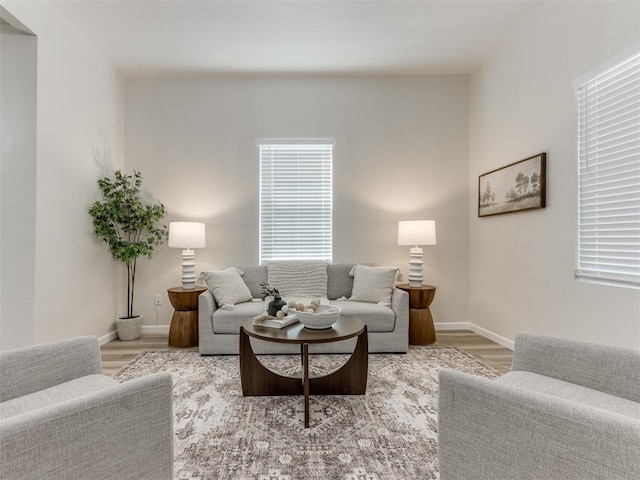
top-left (202, 267), bottom-right (253, 309)
top-left (349, 265), bottom-right (399, 306)
top-left (266, 262), bottom-right (328, 298)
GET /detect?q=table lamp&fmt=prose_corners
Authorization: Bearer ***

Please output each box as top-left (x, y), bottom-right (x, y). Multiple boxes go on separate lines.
top-left (168, 222), bottom-right (206, 289)
top-left (397, 220), bottom-right (437, 287)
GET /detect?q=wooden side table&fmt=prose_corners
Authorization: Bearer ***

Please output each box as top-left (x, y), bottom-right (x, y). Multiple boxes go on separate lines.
top-left (167, 286), bottom-right (207, 348)
top-left (395, 284), bottom-right (437, 345)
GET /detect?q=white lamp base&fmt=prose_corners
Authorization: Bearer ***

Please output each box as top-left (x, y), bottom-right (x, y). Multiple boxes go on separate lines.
top-left (408, 246), bottom-right (424, 287)
top-left (180, 248), bottom-right (197, 290)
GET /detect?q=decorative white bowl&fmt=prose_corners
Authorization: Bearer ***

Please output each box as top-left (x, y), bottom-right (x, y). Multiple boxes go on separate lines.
top-left (296, 305), bottom-right (342, 330)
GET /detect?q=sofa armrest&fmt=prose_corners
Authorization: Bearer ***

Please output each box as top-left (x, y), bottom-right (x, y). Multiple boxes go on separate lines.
top-left (438, 369), bottom-right (640, 480)
top-left (512, 333), bottom-right (640, 403)
top-left (0, 336), bottom-right (102, 403)
top-left (198, 289), bottom-right (218, 346)
top-left (390, 287), bottom-right (409, 333)
top-left (0, 372), bottom-right (174, 480)
top-left (198, 289), bottom-right (218, 322)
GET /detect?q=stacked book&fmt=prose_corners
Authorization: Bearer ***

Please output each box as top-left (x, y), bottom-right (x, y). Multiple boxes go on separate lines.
top-left (253, 313), bottom-right (299, 329)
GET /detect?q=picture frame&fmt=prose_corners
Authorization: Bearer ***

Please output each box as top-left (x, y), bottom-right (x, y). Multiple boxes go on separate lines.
top-left (478, 153), bottom-right (546, 217)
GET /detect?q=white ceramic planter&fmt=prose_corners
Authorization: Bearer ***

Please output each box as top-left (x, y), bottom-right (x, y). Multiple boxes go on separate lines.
top-left (116, 315), bottom-right (143, 341)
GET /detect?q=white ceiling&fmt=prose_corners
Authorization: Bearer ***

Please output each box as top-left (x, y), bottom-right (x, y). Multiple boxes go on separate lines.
top-left (51, 0), bottom-right (544, 76)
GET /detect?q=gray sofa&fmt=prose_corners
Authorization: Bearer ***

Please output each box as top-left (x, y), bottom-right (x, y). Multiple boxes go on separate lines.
top-left (438, 333), bottom-right (640, 479)
top-left (198, 263), bottom-right (409, 354)
top-left (0, 336), bottom-right (174, 480)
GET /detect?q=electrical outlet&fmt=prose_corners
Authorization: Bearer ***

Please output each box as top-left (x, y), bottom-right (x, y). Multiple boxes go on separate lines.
top-left (155, 294), bottom-right (162, 306)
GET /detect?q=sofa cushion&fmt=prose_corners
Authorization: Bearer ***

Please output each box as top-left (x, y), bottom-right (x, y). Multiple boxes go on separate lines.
top-left (266, 262), bottom-right (328, 298)
top-left (213, 301), bottom-right (266, 334)
top-left (0, 374), bottom-right (116, 419)
top-left (237, 265), bottom-right (268, 298)
top-left (213, 299), bottom-right (395, 334)
top-left (349, 265), bottom-right (398, 306)
top-left (329, 300), bottom-right (396, 333)
top-left (497, 371), bottom-right (640, 420)
top-left (327, 263), bottom-right (356, 299)
top-left (202, 267), bottom-right (253, 309)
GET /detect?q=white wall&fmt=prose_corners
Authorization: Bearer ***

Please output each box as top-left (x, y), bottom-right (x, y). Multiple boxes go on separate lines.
top-left (469, 1), bottom-right (640, 348)
top-left (0, 22), bottom-right (36, 350)
top-left (0, 1), bottom-right (123, 348)
top-left (125, 75), bottom-right (469, 328)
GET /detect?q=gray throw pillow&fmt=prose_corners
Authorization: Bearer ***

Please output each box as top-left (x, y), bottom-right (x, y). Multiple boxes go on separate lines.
top-left (349, 265), bottom-right (398, 306)
top-left (202, 267), bottom-right (253, 309)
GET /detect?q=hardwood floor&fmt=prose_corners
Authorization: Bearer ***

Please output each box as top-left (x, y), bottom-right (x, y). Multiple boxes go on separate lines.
top-left (435, 331), bottom-right (513, 374)
top-left (100, 335), bottom-right (196, 377)
top-left (101, 330), bottom-right (513, 376)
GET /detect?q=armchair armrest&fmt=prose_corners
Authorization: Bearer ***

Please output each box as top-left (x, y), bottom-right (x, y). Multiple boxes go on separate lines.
top-left (0, 336), bottom-right (102, 403)
top-left (512, 333), bottom-right (640, 403)
top-left (0, 372), bottom-right (174, 480)
top-left (438, 369), bottom-right (640, 480)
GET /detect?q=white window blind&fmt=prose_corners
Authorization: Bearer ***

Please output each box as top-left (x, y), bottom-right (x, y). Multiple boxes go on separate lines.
top-left (259, 142), bottom-right (332, 263)
top-left (576, 49), bottom-right (640, 288)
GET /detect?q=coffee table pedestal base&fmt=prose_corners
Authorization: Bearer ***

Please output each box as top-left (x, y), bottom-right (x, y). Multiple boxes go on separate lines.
top-left (239, 326), bottom-right (368, 428)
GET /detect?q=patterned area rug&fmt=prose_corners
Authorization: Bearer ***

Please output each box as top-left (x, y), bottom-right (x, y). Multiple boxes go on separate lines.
top-left (114, 347), bottom-right (499, 480)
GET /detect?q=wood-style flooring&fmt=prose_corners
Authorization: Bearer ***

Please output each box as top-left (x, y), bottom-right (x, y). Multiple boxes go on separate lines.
top-left (100, 330), bottom-right (513, 377)
top-left (436, 330), bottom-right (513, 374)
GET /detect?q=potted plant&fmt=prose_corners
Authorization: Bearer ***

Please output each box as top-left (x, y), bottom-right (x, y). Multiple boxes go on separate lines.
top-left (89, 170), bottom-right (168, 340)
top-left (260, 282), bottom-right (287, 316)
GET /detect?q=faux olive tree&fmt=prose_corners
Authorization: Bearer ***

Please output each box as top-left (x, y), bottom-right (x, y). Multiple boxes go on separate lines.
top-left (89, 170), bottom-right (168, 319)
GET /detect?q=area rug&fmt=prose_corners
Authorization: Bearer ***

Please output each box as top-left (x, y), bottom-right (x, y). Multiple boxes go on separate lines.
top-left (114, 347), bottom-right (499, 480)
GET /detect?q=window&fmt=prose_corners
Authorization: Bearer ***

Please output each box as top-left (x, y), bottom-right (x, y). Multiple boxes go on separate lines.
top-left (575, 49), bottom-right (640, 288)
top-left (259, 142), bottom-right (333, 263)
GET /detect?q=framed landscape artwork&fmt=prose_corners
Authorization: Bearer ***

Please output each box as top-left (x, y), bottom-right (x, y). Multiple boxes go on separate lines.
top-left (478, 153), bottom-right (546, 217)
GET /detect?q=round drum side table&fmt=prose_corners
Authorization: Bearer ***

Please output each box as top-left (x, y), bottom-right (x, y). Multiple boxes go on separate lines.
top-left (167, 286), bottom-right (207, 348)
top-left (395, 284), bottom-right (437, 345)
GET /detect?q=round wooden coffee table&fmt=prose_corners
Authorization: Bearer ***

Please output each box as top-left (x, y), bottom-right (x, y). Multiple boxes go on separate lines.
top-left (239, 315), bottom-right (368, 428)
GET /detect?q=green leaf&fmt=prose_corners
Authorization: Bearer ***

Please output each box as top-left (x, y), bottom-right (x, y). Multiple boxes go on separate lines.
top-left (88, 170), bottom-right (168, 316)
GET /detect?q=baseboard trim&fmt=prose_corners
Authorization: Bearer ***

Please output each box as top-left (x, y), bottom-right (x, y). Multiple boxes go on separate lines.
top-left (98, 331), bottom-right (118, 346)
top-left (435, 322), bottom-right (514, 350)
top-left (99, 326), bottom-right (170, 344)
top-left (467, 324), bottom-right (514, 350)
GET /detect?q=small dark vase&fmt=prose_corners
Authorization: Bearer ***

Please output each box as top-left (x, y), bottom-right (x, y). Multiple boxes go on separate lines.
top-left (268, 297), bottom-right (287, 316)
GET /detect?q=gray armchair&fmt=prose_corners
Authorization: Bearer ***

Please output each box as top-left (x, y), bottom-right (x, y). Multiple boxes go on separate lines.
top-left (438, 333), bottom-right (640, 479)
top-left (0, 336), bottom-right (173, 479)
